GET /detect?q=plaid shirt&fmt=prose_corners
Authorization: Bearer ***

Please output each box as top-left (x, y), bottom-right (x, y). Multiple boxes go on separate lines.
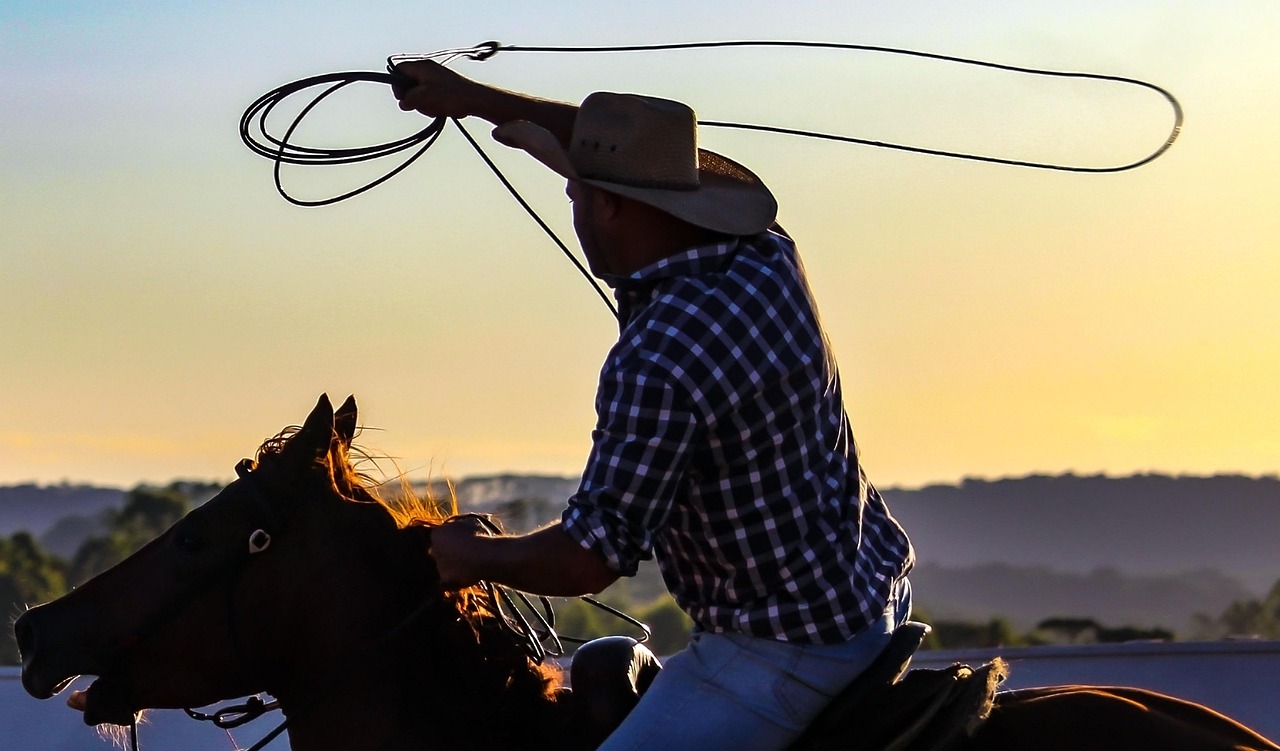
top-left (561, 230), bottom-right (914, 643)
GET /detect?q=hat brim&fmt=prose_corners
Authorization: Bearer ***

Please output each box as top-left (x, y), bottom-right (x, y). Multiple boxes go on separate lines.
top-left (493, 120), bottom-right (777, 236)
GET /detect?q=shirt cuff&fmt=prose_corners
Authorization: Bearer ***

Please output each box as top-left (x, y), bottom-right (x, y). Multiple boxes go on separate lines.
top-left (560, 502), bottom-right (650, 577)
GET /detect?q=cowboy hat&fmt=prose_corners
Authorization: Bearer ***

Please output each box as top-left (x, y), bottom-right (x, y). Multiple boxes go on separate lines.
top-left (492, 92), bottom-right (777, 236)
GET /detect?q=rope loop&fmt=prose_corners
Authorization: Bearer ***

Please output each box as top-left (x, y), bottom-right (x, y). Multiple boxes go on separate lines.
top-left (240, 38), bottom-right (1184, 315)
top-left (245, 37), bottom-right (1184, 205)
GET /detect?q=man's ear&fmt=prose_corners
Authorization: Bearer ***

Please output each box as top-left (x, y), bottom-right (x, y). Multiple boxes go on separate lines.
top-left (594, 188), bottom-right (623, 223)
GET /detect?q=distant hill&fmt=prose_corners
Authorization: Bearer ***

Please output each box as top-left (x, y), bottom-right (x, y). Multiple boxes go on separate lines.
top-left (0, 484), bottom-right (123, 539)
top-left (436, 473), bottom-right (1280, 592)
top-left (908, 562), bottom-right (1251, 633)
top-left (5, 472), bottom-right (1278, 634)
top-left (0, 482), bottom-right (220, 558)
top-left (881, 473), bottom-right (1280, 594)
top-left (435, 472), bottom-right (1280, 633)
top-left (450, 474), bottom-right (581, 508)
top-left (38, 512), bottom-right (112, 559)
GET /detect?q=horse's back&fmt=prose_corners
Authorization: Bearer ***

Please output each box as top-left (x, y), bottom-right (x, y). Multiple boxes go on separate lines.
top-left (974, 684), bottom-right (1280, 751)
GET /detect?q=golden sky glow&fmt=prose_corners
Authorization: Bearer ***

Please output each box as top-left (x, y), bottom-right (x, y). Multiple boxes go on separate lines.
top-left (1, 1), bottom-right (1277, 489)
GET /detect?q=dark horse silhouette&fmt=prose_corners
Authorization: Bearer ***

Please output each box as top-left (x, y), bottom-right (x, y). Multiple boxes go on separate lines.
top-left (14, 396), bottom-right (1280, 750)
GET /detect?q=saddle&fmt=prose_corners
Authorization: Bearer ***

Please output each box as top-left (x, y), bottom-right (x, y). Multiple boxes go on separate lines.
top-left (790, 622), bottom-right (1008, 751)
top-left (569, 622), bottom-right (1007, 751)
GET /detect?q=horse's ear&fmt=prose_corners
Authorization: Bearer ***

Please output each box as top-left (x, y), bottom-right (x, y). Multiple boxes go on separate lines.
top-left (334, 395), bottom-right (358, 449)
top-left (287, 394), bottom-right (336, 466)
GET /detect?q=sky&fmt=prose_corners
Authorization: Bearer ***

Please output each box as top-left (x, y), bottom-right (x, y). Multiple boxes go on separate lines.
top-left (1, 1), bottom-right (1277, 490)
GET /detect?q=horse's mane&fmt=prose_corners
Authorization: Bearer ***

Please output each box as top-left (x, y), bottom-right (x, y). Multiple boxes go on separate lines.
top-left (252, 424), bottom-right (454, 525)
top-left (252, 426), bottom-right (566, 715)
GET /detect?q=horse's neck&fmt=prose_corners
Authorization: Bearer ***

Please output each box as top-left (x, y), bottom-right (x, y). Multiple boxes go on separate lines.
top-left (278, 688), bottom-right (416, 751)
top-left (272, 524), bottom-right (579, 751)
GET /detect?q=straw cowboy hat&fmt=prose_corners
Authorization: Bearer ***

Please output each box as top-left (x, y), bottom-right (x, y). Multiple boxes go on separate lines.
top-left (492, 92), bottom-right (777, 236)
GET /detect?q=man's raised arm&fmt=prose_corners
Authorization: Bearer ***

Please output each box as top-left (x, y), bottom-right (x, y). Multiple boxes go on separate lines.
top-left (392, 60), bottom-right (577, 146)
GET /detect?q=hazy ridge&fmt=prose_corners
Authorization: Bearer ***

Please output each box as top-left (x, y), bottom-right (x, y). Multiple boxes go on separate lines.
top-left (884, 473), bottom-right (1280, 594)
top-left (4, 472), bottom-right (1277, 634)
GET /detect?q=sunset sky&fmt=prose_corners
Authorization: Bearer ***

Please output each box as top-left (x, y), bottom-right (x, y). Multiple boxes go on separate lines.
top-left (2, 1), bottom-right (1277, 490)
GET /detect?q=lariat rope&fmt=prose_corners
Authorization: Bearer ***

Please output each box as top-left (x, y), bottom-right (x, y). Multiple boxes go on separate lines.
top-left (241, 38), bottom-right (1182, 318)
top-left (389, 39), bottom-right (1184, 174)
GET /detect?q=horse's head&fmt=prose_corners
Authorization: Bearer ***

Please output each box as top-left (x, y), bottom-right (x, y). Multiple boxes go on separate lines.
top-left (14, 394), bottom-right (441, 728)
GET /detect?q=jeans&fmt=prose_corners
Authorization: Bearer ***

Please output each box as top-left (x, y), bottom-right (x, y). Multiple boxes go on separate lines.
top-left (598, 578), bottom-right (912, 751)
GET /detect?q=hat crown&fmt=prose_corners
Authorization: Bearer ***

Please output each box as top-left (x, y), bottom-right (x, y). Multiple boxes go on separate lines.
top-left (491, 91), bottom-right (778, 235)
top-left (569, 93), bottom-right (700, 190)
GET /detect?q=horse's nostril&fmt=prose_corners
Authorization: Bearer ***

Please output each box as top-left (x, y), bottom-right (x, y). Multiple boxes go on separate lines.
top-left (14, 612), bottom-right (35, 661)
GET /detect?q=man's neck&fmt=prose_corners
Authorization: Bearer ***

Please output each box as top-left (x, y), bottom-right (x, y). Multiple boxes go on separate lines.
top-left (610, 203), bottom-right (730, 276)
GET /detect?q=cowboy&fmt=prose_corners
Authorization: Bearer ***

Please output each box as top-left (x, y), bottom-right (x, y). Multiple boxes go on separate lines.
top-left (393, 61), bottom-right (915, 750)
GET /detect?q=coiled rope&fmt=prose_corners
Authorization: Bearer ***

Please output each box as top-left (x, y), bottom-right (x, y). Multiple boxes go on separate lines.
top-left (241, 39), bottom-right (1184, 316)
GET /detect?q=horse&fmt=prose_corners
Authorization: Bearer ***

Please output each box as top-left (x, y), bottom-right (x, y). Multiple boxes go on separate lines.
top-left (14, 395), bottom-right (1280, 751)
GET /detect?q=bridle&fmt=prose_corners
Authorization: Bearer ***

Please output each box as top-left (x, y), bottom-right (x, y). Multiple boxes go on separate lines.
top-left (124, 461), bottom-right (649, 751)
top-left (118, 459), bottom-right (442, 751)
top-left (152, 458), bottom-right (468, 750)
top-left (113, 458), bottom-right (305, 751)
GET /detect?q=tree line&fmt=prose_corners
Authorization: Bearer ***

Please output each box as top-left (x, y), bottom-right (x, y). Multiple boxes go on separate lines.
top-left (2, 485), bottom-right (191, 665)
top-left (6, 485), bottom-right (1280, 664)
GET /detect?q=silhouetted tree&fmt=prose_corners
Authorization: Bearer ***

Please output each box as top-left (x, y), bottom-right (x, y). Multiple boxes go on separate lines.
top-left (1, 532), bottom-right (69, 665)
top-left (554, 597), bottom-right (612, 648)
top-left (1096, 625), bottom-right (1174, 643)
top-left (69, 484), bottom-right (190, 586)
top-left (549, 593), bottom-right (693, 658)
top-left (1037, 617), bottom-right (1102, 644)
top-left (1196, 577), bottom-right (1280, 639)
top-left (932, 617), bottom-right (1023, 649)
top-left (635, 596), bottom-right (694, 656)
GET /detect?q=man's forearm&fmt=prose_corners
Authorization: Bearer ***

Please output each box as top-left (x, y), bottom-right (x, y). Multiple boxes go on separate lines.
top-left (478, 523), bottom-right (619, 596)
top-left (464, 86), bottom-right (577, 146)
top-left (432, 518), bottom-right (619, 596)
top-left (393, 60), bottom-right (577, 146)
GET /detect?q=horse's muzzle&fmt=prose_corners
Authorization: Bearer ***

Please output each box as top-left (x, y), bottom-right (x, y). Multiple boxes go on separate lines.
top-left (14, 604), bottom-right (103, 702)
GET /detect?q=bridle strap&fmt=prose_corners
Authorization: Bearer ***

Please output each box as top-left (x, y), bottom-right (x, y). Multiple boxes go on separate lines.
top-left (235, 459), bottom-right (288, 535)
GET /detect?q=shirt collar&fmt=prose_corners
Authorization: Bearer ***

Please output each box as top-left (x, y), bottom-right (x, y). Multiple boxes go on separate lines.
top-left (606, 237), bottom-right (747, 330)
top-left (603, 236), bottom-right (744, 292)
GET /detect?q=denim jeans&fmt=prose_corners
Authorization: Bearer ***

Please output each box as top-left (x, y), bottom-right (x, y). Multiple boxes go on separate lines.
top-left (598, 578), bottom-right (912, 751)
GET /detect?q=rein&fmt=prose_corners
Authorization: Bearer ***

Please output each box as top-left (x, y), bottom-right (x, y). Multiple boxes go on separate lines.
top-left (463, 513), bottom-right (651, 665)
